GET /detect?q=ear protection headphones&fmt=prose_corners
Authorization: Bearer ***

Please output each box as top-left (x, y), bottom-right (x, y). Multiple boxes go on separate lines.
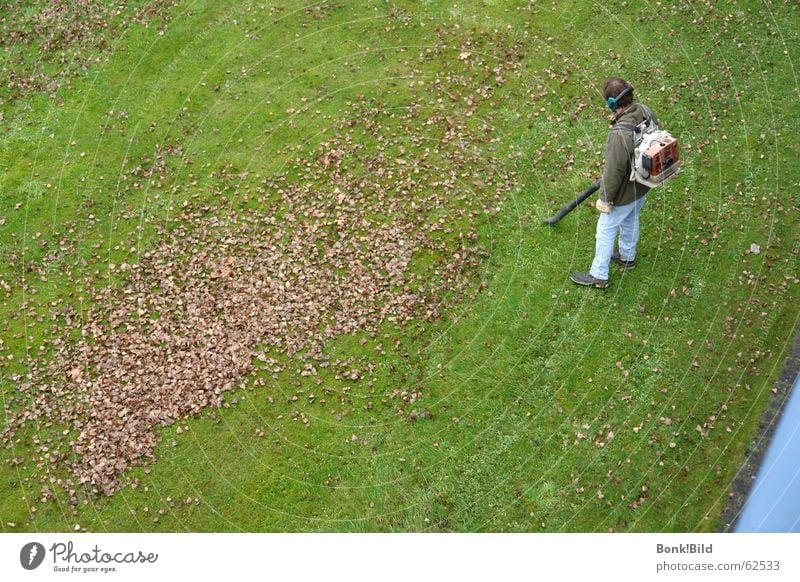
top-left (607, 85), bottom-right (633, 111)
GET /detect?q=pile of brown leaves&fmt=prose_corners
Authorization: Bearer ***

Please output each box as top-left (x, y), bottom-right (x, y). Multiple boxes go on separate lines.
top-left (2, 29), bottom-right (522, 498)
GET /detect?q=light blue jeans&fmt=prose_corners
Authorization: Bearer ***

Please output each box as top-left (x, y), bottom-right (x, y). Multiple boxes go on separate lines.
top-left (589, 195), bottom-right (647, 280)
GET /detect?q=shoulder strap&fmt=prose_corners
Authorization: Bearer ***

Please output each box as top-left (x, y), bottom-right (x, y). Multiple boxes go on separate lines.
top-left (640, 104), bottom-right (653, 122)
top-left (611, 116), bottom-right (641, 184)
top-left (613, 105), bottom-right (657, 134)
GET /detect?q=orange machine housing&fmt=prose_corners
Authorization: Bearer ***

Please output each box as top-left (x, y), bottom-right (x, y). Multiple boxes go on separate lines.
top-left (642, 136), bottom-right (679, 177)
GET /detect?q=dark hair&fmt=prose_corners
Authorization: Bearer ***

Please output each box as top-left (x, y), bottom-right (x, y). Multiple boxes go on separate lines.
top-left (603, 77), bottom-right (634, 108)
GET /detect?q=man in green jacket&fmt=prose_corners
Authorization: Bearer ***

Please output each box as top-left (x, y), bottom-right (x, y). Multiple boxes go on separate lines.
top-left (571, 78), bottom-right (657, 288)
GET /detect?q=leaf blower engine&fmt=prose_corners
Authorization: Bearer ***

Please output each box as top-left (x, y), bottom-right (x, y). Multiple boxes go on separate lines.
top-left (625, 108), bottom-right (681, 188)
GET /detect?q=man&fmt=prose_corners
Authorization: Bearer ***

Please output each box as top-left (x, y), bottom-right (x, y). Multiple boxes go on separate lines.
top-left (571, 78), bottom-right (657, 288)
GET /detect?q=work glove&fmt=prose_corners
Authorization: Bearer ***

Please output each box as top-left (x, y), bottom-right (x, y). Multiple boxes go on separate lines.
top-left (595, 198), bottom-right (611, 213)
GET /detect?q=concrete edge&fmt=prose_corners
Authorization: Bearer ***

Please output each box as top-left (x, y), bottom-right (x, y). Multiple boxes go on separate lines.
top-left (717, 327), bottom-right (800, 532)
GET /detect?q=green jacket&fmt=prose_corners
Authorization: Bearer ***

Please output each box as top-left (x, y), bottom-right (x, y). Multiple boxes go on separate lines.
top-left (599, 102), bottom-right (658, 207)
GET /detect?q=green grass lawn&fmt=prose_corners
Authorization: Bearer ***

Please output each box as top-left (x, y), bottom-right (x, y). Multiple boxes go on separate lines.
top-left (1, 0), bottom-right (798, 532)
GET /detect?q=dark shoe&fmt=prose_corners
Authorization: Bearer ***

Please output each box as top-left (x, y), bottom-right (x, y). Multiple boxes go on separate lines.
top-left (611, 251), bottom-right (636, 269)
top-left (570, 271), bottom-right (609, 288)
